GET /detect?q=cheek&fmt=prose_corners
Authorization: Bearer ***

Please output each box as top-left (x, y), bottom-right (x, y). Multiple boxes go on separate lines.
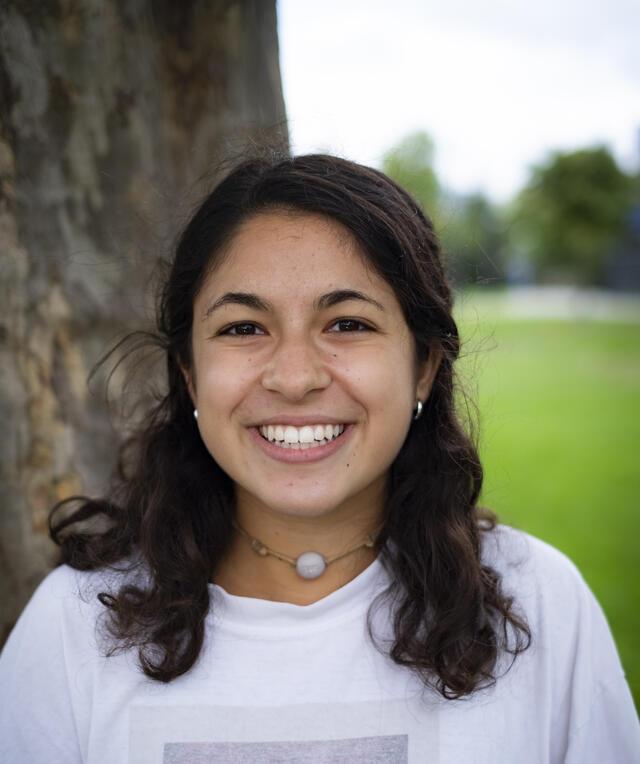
top-left (194, 352), bottom-right (256, 421)
top-left (194, 357), bottom-right (251, 474)
top-left (341, 345), bottom-right (415, 408)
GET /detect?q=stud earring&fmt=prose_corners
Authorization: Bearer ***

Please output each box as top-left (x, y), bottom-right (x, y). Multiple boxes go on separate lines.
top-left (413, 400), bottom-right (423, 420)
top-left (193, 409), bottom-right (199, 420)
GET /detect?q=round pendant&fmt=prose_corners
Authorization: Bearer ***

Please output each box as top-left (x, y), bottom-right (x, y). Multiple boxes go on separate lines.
top-left (295, 551), bottom-right (327, 579)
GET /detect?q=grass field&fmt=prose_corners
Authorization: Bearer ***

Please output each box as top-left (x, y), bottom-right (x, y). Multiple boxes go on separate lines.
top-left (454, 290), bottom-right (640, 710)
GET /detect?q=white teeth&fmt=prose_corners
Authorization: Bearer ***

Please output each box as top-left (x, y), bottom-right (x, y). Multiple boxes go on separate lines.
top-left (257, 423), bottom-right (347, 447)
top-left (299, 426), bottom-right (315, 443)
top-left (284, 425), bottom-right (299, 444)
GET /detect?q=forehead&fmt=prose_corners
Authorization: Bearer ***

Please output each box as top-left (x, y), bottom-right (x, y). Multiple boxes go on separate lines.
top-left (200, 211), bottom-right (393, 301)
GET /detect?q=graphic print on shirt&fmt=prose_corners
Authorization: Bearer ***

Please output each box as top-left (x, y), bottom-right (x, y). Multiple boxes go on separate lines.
top-left (130, 698), bottom-right (438, 763)
top-left (164, 735), bottom-right (407, 763)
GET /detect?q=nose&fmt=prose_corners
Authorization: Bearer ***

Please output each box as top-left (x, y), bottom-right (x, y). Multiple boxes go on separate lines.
top-left (260, 334), bottom-right (332, 401)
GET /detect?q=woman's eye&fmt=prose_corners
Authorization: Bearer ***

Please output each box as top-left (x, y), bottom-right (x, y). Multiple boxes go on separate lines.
top-left (328, 319), bottom-right (372, 333)
top-left (219, 323), bottom-right (265, 336)
top-left (217, 319), bottom-right (372, 337)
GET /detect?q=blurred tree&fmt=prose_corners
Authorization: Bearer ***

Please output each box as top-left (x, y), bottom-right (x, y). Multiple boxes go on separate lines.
top-left (0, 0), bottom-right (288, 643)
top-left (438, 192), bottom-right (508, 288)
top-left (509, 147), bottom-right (634, 285)
top-left (606, 170), bottom-right (640, 290)
top-left (382, 131), bottom-right (508, 289)
top-left (382, 131), bottom-right (440, 218)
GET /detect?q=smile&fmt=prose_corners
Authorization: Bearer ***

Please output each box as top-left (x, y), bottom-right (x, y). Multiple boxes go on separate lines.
top-left (258, 423), bottom-right (346, 449)
top-left (248, 424), bottom-right (353, 463)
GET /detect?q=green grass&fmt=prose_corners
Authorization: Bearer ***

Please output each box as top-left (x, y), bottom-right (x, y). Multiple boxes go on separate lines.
top-left (454, 297), bottom-right (640, 709)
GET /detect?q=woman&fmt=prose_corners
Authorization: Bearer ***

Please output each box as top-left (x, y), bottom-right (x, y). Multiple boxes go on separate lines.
top-left (1, 153), bottom-right (638, 763)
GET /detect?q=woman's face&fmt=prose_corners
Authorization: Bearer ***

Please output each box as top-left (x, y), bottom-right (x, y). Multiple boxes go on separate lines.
top-left (187, 211), bottom-right (441, 521)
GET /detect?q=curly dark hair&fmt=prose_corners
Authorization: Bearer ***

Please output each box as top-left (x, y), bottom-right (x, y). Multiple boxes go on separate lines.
top-left (49, 152), bottom-right (530, 699)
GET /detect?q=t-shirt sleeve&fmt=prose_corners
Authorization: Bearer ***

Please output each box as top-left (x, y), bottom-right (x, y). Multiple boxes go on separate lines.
top-left (513, 530), bottom-right (640, 762)
top-left (0, 566), bottom-right (84, 764)
top-left (561, 574), bottom-right (640, 763)
top-left (565, 673), bottom-right (640, 763)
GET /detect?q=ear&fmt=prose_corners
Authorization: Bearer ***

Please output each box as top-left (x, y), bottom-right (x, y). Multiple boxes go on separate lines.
top-left (415, 342), bottom-right (443, 403)
top-left (179, 362), bottom-right (197, 407)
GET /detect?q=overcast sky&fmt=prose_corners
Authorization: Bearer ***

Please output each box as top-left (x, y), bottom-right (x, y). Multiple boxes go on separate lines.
top-left (278, 0), bottom-right (640, 202)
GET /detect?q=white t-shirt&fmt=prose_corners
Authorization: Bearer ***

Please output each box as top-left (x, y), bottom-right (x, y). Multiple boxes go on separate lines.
top-left (1, 525), bottom-right (638, 763)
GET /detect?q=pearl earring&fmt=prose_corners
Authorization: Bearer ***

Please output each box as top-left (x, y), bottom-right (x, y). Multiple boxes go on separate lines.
top-left (413, 400), bottom-right (423, 420)
top-left (193, 409), bottom-right (199, 420)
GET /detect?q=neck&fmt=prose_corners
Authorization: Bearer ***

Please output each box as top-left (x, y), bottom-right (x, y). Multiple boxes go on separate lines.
top-left (213, 492), bottom-right (384, 606)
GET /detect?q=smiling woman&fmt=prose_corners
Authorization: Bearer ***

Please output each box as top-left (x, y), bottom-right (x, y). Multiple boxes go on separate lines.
top-left (1, 154), bottom-right (638, 763)
top-left (183, 210), bottom-right (441, 597)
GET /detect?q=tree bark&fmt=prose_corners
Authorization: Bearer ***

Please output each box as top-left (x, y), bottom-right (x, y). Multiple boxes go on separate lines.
top-left (0, 0), bottom-right (288, 642)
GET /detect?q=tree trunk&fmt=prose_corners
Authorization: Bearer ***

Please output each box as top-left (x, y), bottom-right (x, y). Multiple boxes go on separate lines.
top-left (0, 0), bottom-right (288, 642)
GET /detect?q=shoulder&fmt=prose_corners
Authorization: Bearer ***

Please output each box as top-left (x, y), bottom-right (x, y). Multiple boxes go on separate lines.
top-left (479, 524), bottom-right (613, 672)
top-left (480, 522), bottom-right (588, 604)
top-left (481, 523), bottom-right (627, 691)
top-left (3, 559), bottom-right (145, 652)
top-left (481, 521), bottom-right (576, 571)
top-left (22, 560), bottom-right (135, 607)
top-left (481, 529), bottom-right (640, 756)
top-left (25, 563), bottom-right (99, 604)
top-left (0, 564), bottom-right (142, 762)
top-left (9, 564), bottom-right (98, 628)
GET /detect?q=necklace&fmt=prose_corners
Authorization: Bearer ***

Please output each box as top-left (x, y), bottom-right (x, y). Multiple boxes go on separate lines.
top-left (233, 521), bottom-right (380, 580)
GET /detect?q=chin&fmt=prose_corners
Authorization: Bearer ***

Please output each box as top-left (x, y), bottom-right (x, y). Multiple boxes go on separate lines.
top-left (261, 494), bottom-right (345, 519)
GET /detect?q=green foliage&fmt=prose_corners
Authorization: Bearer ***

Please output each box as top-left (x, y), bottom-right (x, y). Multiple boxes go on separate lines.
top-left (382, 131), bottom-right (508, 289)
top-left (382, 132), bottom-right (637, 288)
top-left (381, 131), bottom-right (440, 217)
top-left (510, 147), bottom-right (634, 285)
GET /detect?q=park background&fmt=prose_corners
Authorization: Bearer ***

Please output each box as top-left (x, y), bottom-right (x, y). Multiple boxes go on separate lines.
top-left (1, 0), bottom-right (638, 710)
top-left (279, 0), bottom-right (640, 709)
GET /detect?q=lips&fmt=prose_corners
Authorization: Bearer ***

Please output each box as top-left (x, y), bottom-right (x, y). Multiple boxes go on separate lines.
top-left (248, 424), bottom-right (354, 463)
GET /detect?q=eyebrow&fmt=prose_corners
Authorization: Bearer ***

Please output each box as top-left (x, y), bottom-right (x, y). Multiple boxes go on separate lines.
top-left (202, 289), bottom-right (386, 321)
